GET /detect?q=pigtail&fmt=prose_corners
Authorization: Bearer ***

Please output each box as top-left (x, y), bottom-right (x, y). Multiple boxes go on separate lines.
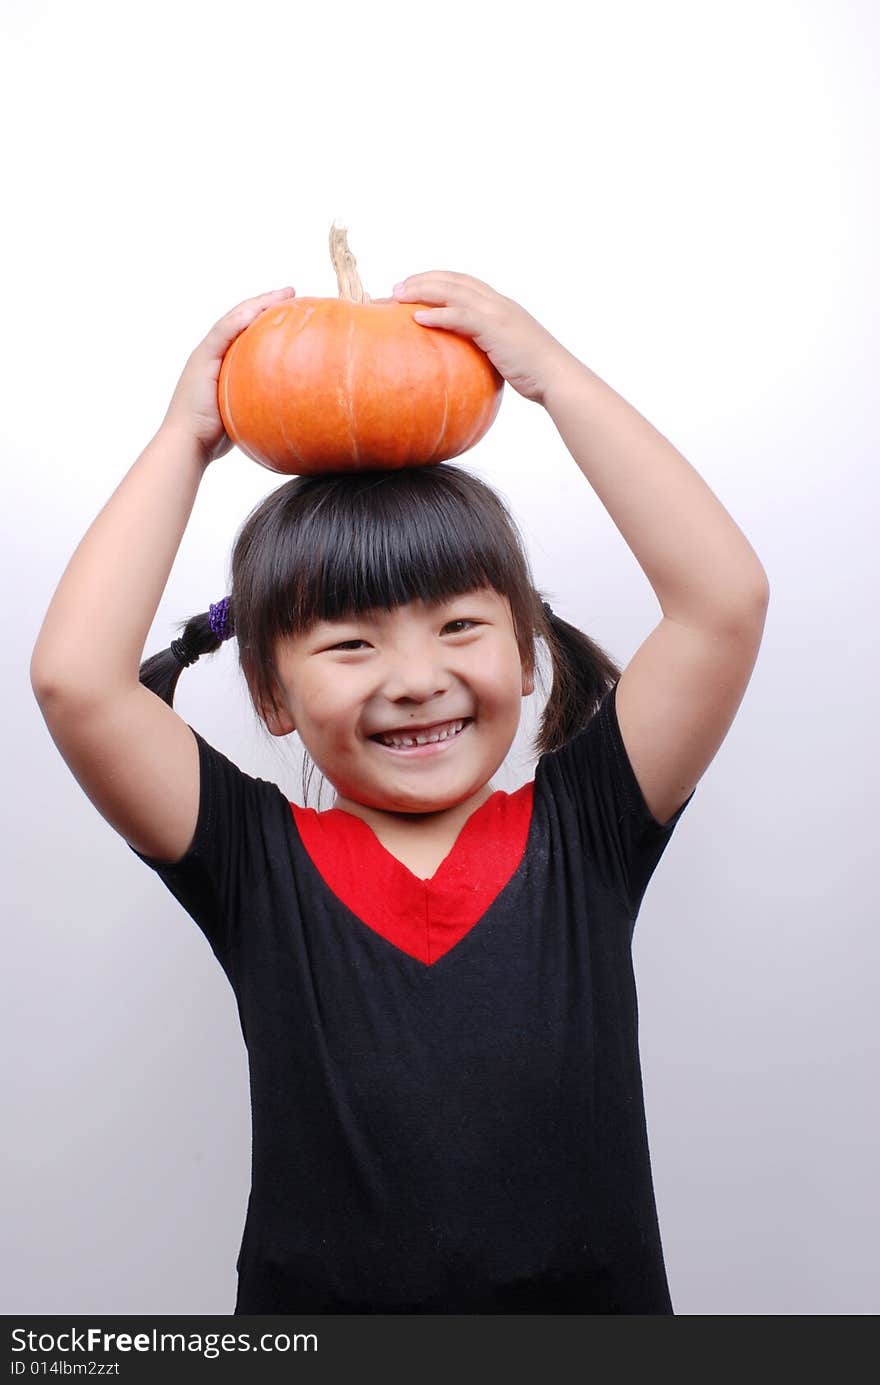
top-left (139, 598), bottom-right (235, 709)
top-left (535, 598), bottom-right (621, 757)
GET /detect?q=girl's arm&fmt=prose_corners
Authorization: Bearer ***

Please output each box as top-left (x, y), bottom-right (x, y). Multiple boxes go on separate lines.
top-left (30, 286), bottom-right (296, 701)
top-left (392, 269), bottom-right (769, 828)
top-left (541, 356), bottom-right (770, 825)
top-left (393, 270), bottom-right (768, 627)
top-left (541, 356), bottom-right (770, 629)
top-left (30, 289), bottom-right (295, 866)
top-left (541, 354), bottom-right (770, 826)
top-left (30, 426), bottom-right (208, 700)
top-left (29, 423), bottom-right (211, 864)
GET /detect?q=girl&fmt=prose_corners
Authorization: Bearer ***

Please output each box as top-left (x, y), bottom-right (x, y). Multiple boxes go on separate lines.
top-left (31, 273), bottom-right (769, 1315)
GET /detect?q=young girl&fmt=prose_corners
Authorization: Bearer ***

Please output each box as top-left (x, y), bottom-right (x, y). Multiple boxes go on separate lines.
top-left (31, 273), bottom-right (769, 1315)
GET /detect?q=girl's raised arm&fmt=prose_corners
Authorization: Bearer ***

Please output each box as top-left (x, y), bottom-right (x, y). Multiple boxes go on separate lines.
top-left (29, 287), bottom-right (295, 865)
top-left (30, 287), bottom-right (295, 700)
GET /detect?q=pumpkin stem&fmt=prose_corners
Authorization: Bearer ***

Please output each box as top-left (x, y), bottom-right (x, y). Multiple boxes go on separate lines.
top-left (329, 223), bottom-right (371, 304)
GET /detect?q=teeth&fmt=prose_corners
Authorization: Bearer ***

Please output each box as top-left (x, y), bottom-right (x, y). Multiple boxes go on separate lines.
top-left (378, 718), bottom-right (466, 749)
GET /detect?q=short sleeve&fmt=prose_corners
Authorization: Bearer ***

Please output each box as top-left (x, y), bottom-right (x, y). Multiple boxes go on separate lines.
top-left (535, 680), bottom-right (695, 920)
top-left (127, 725), bottom-right (286, 962)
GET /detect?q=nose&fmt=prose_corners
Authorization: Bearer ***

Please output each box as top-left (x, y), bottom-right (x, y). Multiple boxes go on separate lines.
top-left (381, 646), bottom-right (451, 704)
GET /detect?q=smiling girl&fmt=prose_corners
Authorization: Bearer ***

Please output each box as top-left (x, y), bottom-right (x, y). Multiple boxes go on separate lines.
top-left (31, 272), bottom-right (769, 1314)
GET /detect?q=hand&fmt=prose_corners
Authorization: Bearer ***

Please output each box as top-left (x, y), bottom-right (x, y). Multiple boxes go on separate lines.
top-left (161, 286), bottom-right (297, 464)
top-left (393, 271), bottom-right (574, 407)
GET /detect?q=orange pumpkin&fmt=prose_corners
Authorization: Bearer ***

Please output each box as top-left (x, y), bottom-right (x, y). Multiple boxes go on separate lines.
top-left (217, 225), bottom-right (504, 475)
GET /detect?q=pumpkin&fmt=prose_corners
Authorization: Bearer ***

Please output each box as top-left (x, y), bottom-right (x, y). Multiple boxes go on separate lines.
top-left (217, 224), bottom-right (504, 475)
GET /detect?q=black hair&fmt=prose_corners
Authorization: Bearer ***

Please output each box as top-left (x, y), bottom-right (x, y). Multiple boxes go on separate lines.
top-left (139, 463), bottom-right (621, 807)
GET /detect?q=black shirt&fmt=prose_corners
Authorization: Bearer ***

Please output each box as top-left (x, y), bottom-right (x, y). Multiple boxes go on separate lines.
top-left (130, 681), bottom-right (694, 1313)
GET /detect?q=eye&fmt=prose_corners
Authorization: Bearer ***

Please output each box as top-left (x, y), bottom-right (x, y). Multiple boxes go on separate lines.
top-left (328, 619), bottom-right (478, 651)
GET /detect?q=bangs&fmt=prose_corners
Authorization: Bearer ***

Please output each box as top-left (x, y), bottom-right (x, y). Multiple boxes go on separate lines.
top-left (278, 465), bottom-right (516, 632)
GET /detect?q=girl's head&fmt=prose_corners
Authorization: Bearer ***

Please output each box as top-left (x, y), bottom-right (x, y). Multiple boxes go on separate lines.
top-left (140, 464), bottom-right (621, 808)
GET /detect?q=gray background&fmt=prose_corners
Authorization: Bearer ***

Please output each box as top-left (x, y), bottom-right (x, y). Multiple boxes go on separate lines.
top-left (4, 0), bottom-right (877, 1314)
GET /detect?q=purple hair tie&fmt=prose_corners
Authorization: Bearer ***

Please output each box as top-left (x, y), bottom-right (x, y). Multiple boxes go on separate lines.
top-left (209, 596), bottom-right (232, 642)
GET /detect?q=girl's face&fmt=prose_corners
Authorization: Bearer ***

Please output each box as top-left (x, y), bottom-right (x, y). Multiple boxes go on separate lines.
top-left (267, 586), bottom-right (534, 815)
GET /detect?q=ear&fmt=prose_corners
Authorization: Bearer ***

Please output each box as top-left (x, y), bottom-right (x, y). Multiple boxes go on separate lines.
top-left (521, 668), bottom-right (535, 697)
top-left (260, 701), bottom-right (297, 738)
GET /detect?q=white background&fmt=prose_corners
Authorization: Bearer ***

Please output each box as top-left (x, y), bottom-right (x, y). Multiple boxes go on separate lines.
top-left (3, 0), bottom-right (877, 1315)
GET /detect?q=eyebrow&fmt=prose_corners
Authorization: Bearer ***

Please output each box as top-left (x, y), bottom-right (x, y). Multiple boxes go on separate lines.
top-left (319, 595), bottom-right (494, 626)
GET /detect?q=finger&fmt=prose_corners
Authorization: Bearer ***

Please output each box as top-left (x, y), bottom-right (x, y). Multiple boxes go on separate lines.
top-left (410, 307), bottom-right (471, 331)
top-left (205, 287), bottom-right (297, 349)
top-left (395, 272), bottom-right (492, 300)
top-left (228, 286), bottom-right (297, 324)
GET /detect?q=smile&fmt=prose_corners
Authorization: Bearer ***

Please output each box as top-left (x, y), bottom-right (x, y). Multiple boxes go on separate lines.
top-left (369, 718), bottom-right (473, 756)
